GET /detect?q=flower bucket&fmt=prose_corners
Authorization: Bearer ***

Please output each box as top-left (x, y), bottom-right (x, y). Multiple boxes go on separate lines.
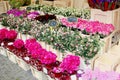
top-left (0, 47), bottom-right (7, 57)
top-left (16, 57), bottom-right (30, 71)
top-left (7, 50), bottom-right (17, 63)
top-left (30, 66), bottom-right (48, 80)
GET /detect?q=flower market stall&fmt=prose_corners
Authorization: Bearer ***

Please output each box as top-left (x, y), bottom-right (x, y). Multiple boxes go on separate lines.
top-left (0, 0), bottom-right (120, 80)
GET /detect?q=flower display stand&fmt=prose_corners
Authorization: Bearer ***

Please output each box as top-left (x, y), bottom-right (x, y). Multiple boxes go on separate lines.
top-left (0, 47), bottom-right (7, 56)
top-left (7, 50), bottom-right (17, 63)
top-left (93, 53), bottom-right (120, 72)
top-left (16, 57), bottom-right (30, 71)
top-left (91, 8), bottom-right (120, 30)
top-left (30, 66), bottom-right (48, 80)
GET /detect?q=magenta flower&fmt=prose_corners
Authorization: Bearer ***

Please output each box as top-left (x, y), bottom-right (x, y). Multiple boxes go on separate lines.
top-left (13, 39), bottom-right (24, 49)
top-left (59, 55), bottom-right (80, 73)
top-left (7, 9), bottom-right (27, 17)
top-left (31, 48), bottom-right (43, 59)
top-left (6, 30), bottom-right (17, 40)
top-left (0, 28), bottom-right (8, 41)
top-left (40, 51), bottom-right (57, 64)
top-left (25, 38), bottom-right (42, 53)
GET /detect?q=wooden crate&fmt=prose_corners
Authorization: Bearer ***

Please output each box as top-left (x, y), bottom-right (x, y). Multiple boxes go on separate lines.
top-left (93, 53), bottom-right (120, 72)
top-left (91, 8), bottom-right (120, 30)
top-left (53, 0), bottom-right (71, 8)
top-left (0, 1), bottom-right (8, 14)
top-left (30, 66), bottom-right (48, 80)
top-left (42, 1), bottom-right (54, 6)
top-left (100, 30), bottom-right (119, 53)
top-left (7, 50), bottom-right (17, 64)
top-left (0, 47), bottom-right (7, 57)
top-left (16, 57), bottom-right (30, 71)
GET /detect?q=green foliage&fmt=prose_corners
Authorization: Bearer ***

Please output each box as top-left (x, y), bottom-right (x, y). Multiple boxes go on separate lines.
top-left (9, 0), bottom-right (31, 9)
top-left (9, 0), bottom-right (25, 8)
top-left (26, 4), bottom-right (90, 19)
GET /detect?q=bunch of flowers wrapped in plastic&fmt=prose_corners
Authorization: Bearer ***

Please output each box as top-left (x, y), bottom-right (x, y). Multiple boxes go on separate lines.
top-left (88, 0), bottom-right (119, 11)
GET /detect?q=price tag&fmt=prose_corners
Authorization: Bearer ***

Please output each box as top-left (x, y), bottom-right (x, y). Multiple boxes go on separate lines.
top-left (24, 57), bottom-right (30, 61)
top-left (8, 42), bottom-right (13, 45)
top-left (48, 20), bottom-right (58, 27)
top-left (71, 75), bottom-right (77, 80)
top-left (43, 67), bottom-right (48, 74)
top-left (67, 16), bottom-right (78, 22)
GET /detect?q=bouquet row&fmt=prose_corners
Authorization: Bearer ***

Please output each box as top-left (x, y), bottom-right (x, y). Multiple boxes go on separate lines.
top-left (0, 28), bottom-right (80, 80)
top-left (1, 11), bottom-right (101, 60)
top-left (0, 28), bottom-right (120, 80)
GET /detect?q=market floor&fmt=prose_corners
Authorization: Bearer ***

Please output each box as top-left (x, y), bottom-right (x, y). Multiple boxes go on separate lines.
top-left (0, 54), bottom-right (37, 80)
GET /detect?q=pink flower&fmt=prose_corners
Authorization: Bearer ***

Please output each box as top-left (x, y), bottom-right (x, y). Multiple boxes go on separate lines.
top-left (81, 68), bottom-right (120, 80)
top-left (59, 55), bottom-right (80, 73)
top-left (6, 30), bottom-right (17, 40)
top-left (40, 51), bottom-right (57, 64)
top-left (13, 39), bottom-right (24, 49)
top-left (31, 48), bottom-right (43, 59)
top-left (27, 11), bottom-right (40, 19)
top-left (25, 38), bottom-right (36, 49)
top-left (81, 69), bottom-right (93, 80)
top-left (0, 28), bottom-right (8, 41)
top-left (25, 41), bottom-right (42, 53)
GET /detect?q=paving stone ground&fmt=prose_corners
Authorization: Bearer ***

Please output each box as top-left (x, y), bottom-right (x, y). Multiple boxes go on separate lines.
top-left (0, 54), bottom-right (37, 80)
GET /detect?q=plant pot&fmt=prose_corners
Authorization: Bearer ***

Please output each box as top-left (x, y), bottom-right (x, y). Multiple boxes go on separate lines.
top-left (7, 50), bottom-right (17, 63)
top-left (30, 66), bottom-right (48, 80)
top-left (16, 57), bottom-right (30, 71)
top-left (0, 47), bottom-right (7, 57)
